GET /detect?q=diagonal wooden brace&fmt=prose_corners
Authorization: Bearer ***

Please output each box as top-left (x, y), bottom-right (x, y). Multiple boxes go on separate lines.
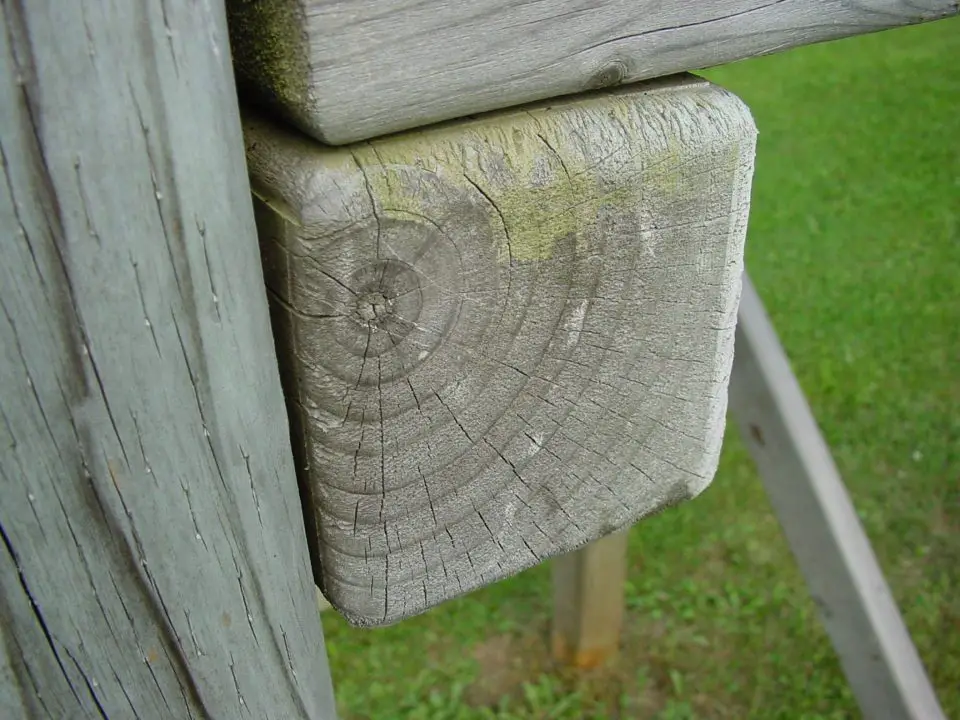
top-left (729, 274), bottom-right (946, 720)
top-left (243, 75), bottom-right (757, 626)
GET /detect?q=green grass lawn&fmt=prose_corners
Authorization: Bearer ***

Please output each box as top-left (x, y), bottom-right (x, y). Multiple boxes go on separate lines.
top-left (321, 18), bottom-right (959, 719)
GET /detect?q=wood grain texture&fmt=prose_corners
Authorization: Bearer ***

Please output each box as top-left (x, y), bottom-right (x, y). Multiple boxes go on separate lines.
top-left (227, 0), bottom-right (958, 144)
top-left (244, 75), bottom-right (757, 626)
top-left (0, 1), bottom-right (336, 717)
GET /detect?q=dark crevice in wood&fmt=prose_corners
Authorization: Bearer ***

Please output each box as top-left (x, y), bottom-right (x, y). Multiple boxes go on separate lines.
top-left (461, 171), bottom-right (514, 264)
top-left (350, 149), bottom-right (383, 258)
top-left (0, 139), bottom-right (46, 289)
top-left (63, 644), bottom-right (109, 719)
top-left (0, 520), bottom-right (86, 708)
top-left (196, 216), bottom-right (222, 323)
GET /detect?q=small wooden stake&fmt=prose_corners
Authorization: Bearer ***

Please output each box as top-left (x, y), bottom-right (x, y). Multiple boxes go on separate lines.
top-left (551, 530), bottom-right (630, 669)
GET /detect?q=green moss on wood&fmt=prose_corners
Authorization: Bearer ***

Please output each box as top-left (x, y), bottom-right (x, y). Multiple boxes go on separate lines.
top-left (227, 0), bottom-right (310, 118)
top-left (340, 111), bottom-right (645, 263)
top-left (314, 90), bottom-right (748, 264)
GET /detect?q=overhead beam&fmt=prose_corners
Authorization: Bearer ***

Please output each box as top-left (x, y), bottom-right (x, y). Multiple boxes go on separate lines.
top-left (227, 0), bottom-right (957, 144)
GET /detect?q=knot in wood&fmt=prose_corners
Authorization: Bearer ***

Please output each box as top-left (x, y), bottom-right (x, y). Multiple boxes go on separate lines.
top-left (354, 291), bottom-right (393, 327)
top-left (333, 256), bottom-right (438, 370)
top-left (586, 60), bottom-right (627, 90)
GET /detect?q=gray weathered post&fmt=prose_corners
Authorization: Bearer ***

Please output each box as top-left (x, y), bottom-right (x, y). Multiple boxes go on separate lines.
top-left (729, 276), bottom-right (946, 720)
top-left (0, 1), bottom-right (336, 717)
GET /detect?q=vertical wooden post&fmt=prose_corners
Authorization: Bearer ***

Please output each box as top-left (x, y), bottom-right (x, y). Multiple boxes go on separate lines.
top-left (0, 1), bottom-right (336, 717)
top-left (551, 531), bottom-right (630, 668)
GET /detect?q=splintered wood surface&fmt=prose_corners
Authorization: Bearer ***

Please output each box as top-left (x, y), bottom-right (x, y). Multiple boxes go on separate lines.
top-left (244, 76), bottom-right (757, 626)
top-left (227, 0), bottom-right (957, 144)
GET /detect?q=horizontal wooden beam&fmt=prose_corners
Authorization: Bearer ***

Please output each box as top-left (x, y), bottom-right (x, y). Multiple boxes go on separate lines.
top-left (242, 75), bottom-right (756, 625)
top-left (227, 0), bottom-right (957, 144)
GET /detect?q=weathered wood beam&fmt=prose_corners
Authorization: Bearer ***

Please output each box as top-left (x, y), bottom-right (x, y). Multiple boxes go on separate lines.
top-left (0, 1), bottom-right (336, 716)
top-left (243, 75), bottom-right (756, 626)
top-left (227, 0), bottom-right (957, 144)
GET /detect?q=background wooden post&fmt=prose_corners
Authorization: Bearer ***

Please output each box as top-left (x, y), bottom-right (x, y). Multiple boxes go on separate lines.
top-left (0, 1), bottom-right (336, 716)
top-left (729, 275), bottom-right (946, 719)
top-left (551, 531), bottom-right (630, 668)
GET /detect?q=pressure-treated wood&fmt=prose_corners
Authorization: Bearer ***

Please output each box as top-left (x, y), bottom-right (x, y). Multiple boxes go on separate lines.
top-left (227, 0), bottom-right (957, 144)
top-left (244, 75), bottom-right (756, 626)
top-left (551, 530), bottom-right (630, 668)
top-left (0, 1), bottom-right (336, 716)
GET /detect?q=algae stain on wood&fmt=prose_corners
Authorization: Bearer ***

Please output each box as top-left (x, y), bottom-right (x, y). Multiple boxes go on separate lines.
top-left (340, 101), bottom-right (678, 264)
top-left (248, 81), bottom-right (750, 270)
